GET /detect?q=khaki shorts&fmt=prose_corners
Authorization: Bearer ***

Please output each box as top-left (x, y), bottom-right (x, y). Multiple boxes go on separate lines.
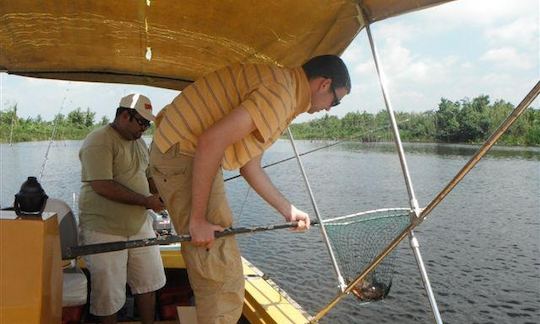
top-left (150, 142), bottom-right (245, 324)
top-left (80, 215), bottom-right (166, 316)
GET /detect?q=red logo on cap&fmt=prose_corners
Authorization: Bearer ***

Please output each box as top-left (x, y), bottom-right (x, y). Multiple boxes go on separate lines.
top-left (145, 103), bottom-right (152, 110)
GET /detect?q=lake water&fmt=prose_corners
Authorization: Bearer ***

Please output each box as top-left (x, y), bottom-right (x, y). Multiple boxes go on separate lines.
top-left (1, 139), bottom-right (539, 324)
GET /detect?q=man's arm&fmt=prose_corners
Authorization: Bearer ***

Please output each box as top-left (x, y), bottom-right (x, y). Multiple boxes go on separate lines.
top-left (239, 155), bottom-right (310, 230)
top-left (190, 107), bottom-right (257, 246)
top-left (90, 180), bottom-right (164, 212)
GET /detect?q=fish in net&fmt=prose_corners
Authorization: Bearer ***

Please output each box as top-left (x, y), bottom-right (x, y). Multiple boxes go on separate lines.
top-left (323, 208), bottom-right (411, 302)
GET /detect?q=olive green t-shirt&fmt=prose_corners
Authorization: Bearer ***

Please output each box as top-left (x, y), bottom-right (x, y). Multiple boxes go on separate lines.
top-left (78, 125), bottom-right (150, 236)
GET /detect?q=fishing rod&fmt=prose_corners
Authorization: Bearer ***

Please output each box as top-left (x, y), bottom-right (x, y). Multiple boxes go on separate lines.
top-left (224, 119), bottom-right (409, 182)
top-left (8, 104), bottom-right (17, 146)
top-left (64, 120), bottom-right (405, 258)
top-left (63, 220), bottom-right (319, 260)
top-left (39, 95), bottom-right (68, 181)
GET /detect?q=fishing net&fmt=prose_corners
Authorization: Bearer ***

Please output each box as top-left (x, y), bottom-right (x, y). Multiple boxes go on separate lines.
top-left (323, 208), bottom-right (411, 302)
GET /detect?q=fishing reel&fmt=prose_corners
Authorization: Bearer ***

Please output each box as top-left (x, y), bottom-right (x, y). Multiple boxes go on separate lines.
top-left (149, 209), bottom-right (175, 236)
top-left (13, 176), bottom-right (48, 217)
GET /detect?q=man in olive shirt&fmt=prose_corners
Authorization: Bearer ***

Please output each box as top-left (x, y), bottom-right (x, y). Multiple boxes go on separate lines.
top-left (79, 94), bottom-right (166, 324)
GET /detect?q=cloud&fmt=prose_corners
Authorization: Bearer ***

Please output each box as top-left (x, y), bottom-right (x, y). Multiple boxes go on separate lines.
top-left (424, 0), bottom-right (537, 26)
top-left (341, 40), bottom-right (366, 65)
top-left (374, 21), bottom-right (419, 42)
top-left (481, 47), bottom-right (534, 69)
top-left (378, 38), bottom-right (460, 87)
top-left (330, 0), bottom-right (538, 118)
top-left (485, 16), bottom-right (539, 47)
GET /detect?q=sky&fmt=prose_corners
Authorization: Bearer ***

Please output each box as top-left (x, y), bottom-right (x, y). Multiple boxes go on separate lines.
top-left (1, 0), bottom-right (538, 124)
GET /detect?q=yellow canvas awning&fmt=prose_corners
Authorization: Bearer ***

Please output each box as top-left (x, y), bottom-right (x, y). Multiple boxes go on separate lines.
top-left (0, 0), bottom-right (453, 90)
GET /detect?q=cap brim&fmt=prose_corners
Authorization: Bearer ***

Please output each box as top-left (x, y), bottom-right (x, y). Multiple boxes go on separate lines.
top-left (137, 109), bottom-right (156, 122)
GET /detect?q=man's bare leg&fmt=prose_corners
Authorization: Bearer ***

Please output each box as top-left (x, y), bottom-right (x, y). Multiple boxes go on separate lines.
top-left (100, 314), bottom-right (117, 324)
top-left (135, 291), bottom-right (156, 324)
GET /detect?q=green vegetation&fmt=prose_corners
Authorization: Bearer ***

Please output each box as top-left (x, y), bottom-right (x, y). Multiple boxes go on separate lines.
top-left (290, 95), bottom-right (540, 146)
top-left (0, 106), bottom-right (155, 143)
top-left (0, 106), bottom-right (106, 142)
top-left (1, 95), bottom-right (538, 146)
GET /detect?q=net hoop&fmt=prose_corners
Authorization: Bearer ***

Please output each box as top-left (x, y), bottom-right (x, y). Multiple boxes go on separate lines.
top-left (323, 207), bottom-right (412, 224)
top-left (322, 207), bottom-right (412, 302)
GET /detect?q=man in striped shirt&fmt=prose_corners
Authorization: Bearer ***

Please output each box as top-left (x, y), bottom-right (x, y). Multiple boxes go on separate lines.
top-left (150, 55), bottom-right (350, 323)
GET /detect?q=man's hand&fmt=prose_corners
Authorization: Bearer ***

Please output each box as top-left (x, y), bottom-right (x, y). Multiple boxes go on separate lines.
top-left (189, 218), bottom-right (225, 248)
top-left (144, 194), bottom-right (165, 212)
top-left (285, 205), bottom-right (311, 232)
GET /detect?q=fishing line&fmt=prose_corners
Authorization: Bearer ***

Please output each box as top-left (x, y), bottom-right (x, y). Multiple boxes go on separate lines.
top-left (38, 89), bottom-right (69, 181)
top-left (224, 119), bottom-right (409, 182)
top-left (236, 184), bottom-right (251, 222)
top-left (8, 104), bottom-right (16, 146)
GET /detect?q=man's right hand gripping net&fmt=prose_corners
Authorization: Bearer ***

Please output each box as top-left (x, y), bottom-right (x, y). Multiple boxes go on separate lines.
top-left (323, 208), bottom-right (411, 302)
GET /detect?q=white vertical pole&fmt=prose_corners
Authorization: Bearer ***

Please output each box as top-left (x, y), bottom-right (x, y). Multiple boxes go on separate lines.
top-left (362, 10), bottom-right (443, 324)
top-left (286, 128), bottom-right (347, 291)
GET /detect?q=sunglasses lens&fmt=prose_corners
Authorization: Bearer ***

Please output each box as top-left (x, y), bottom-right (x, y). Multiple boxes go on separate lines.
top-left (331, 86), bottom-right (340, 107)
top-left (130, 111), bottom-right (150, 127)
top-left (139, 118), bottom-right (150, 127)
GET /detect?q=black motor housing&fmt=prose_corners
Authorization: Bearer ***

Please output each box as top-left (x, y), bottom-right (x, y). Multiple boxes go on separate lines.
top-left (14, 176), bottom-right (48, 217)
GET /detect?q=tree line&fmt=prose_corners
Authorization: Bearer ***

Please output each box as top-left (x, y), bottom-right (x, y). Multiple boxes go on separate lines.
top-left (290, 95), bottom-right (539, 146)
top-left (1, 95), bottom-right (539, 145)
top-left (0, 106), bottom-right (113, 142)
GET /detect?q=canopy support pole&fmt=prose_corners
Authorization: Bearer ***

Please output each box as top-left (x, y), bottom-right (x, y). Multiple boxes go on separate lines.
top-left (362, 9), bottom-right (443, 324)
top-left (286, 128), bottom-right (347, 291)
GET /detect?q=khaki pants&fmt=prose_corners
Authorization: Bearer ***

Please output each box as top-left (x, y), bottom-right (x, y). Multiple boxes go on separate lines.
top-left (150, 142), bottom-right (244, 324)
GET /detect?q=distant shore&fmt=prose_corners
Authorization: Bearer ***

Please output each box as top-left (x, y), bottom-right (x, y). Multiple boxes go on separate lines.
top-left (2, 94), bottom-right (539, 146)
top-left (1, 136), bottom-right (538, 148)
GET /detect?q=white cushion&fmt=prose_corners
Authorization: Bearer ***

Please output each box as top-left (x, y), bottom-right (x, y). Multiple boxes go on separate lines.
top-left (62, 271), bottom-right (87, 307)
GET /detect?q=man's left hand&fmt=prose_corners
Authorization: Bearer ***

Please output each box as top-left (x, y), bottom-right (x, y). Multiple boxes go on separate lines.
top-left (145, 194), bottom-right (165, 212)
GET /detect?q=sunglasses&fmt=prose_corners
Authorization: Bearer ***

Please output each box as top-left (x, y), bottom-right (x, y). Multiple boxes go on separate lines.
top-left (128, 111), bottom-right (151, 128)
top-left (330, 83), bottom-right (340, 107)
top-left (323, 76), bottom-right (341, 107)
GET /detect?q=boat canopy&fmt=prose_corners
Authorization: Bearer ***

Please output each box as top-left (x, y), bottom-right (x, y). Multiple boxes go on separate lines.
top-left (0, 0), bottom-right (453, 90)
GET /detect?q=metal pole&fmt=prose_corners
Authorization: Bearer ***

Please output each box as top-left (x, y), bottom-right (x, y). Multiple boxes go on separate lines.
top-left (410, 234), bottom-right (443, 323)
top-left (364, 22), bottom-right (419, 213)
top-left (286, 128), bottom-right (347, 291)
top-left (362, 9), bottom-right (443, 323)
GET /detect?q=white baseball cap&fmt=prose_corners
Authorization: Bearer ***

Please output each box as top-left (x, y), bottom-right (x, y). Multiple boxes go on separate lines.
top-left (118, 93), bottom-right (155, 121)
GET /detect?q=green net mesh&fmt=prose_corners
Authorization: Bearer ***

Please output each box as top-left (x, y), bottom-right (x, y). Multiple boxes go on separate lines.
top-left (323, 208), bottom-right (411, 301)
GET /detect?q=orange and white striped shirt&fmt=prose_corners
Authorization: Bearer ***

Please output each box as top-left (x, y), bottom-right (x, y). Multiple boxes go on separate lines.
top-left (153, 64), bottom-right (311, 170)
